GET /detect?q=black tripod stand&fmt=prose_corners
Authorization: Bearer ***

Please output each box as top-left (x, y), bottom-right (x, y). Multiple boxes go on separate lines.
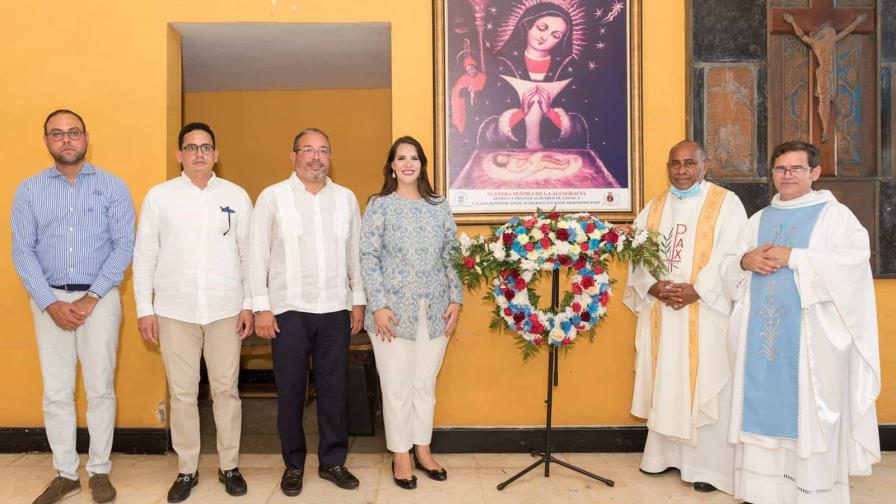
top-left (496, 270), bottom-right (615, 491)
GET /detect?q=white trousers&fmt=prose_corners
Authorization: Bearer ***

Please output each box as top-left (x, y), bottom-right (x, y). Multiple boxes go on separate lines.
top-left (158, 315), bottom-right (243, 474)
top-left (31, 288), bottom-right (121, 480)
top-left (370, 302), bottom-right (449, 453)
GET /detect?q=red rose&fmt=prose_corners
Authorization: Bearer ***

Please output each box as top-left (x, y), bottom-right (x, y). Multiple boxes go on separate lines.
top-left (524, 218), bottom-right (536, 229)
top-left (549, 211), bottom-right (561, 220)
top-left (581, 312), bottom-right (591, 322)
top-left (534, 337), bottom-right (544, 345)
top-left (600, 292), bottom-right (609, 304)
top-left (505, 289), bottom-right (516, 301)
top-left (573, 257), bottom-right (587, 270)
top-left (562, 338), bottom-right (571, 346)
top-left (555, 229), bottom-right (570, 241)
top-left (503, 307), bottom-right (512, 316)
top-left (585, 222), bottom-right (596, 233)
top-left (558, 255), bottom-right (571, 266)
top-left (604, 230), bottom-right (619, 244)
top-left (502, 232), bottom-right (515, 245)
top-left (572, 302), bottom-right (582, 312)
top-left (463, 256), bottom-right (476, 269)
top-left (513, 312), bottom-right (525, 323)
top-left (514, 277), bottom-right (526, 290)
top-left (532, 322), bottom-right (544, 334)
top-left (581, 276), bottom-right (595, 288)
top-left (540, 237), bottom-right (551, 249)
top-left (580, 242), bottom-right (589, 251)
top-left (528, 313), bottom-right (539, 322)
top-left (540, 223), bottom-right (550, 233)
top-left (524, 242), bottom-right (535, 252)
top-left (593, 266), bottom-right (603, 274)
top-left (572, 284), bottom-right (583, 295)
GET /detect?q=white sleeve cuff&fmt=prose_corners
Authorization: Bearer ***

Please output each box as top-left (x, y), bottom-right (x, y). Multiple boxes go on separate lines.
top-left (136, 303), bottom-right (155, 319)
top-left (252, 296), bottom-right (271, 312)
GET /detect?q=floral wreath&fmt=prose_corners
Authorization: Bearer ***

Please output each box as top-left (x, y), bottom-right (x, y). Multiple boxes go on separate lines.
top-left (455, 210), bottom-right (664, 359)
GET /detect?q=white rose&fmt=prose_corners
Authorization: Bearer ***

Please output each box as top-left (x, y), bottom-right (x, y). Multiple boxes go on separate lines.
top-left (556, 241), bottom-right (571, 255)
top-left (549, 326), bottom-right (566, 343)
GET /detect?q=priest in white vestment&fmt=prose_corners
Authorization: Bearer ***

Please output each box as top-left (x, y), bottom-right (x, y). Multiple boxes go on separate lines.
top-left (625, 141), bottom-right (748, 494)
top-left (721, 141), bottom-right (880, 504)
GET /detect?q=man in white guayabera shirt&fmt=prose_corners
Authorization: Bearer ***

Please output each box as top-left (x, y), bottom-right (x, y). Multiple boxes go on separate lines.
top-left (624, 140), bottom-right (747, 495)
top-left (722, 140), bottom-right (880, 504)
top-left (133, 122), bottom-right (253, 503)
top-left (249, 128), bottom-right (366, 498)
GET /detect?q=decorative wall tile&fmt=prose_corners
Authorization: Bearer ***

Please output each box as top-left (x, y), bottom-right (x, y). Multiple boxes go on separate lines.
top-left (769, 35), bottom-right (810, 148)
top-left (692, 0), bottom-right (766, 61)
top-left (835, 35), bottom-right (877, 176)
top-left (704, 66), bottom-right (756, 178)
top-left (883, 0), bottom-right (896, 62)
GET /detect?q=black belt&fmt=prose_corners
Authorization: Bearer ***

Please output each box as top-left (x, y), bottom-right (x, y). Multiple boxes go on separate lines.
top-left (50, 284), bottom-right (91, 292)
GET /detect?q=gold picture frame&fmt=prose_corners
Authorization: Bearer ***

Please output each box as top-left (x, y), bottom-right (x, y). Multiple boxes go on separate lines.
top-left (434, 0), bottom-right (643, 224)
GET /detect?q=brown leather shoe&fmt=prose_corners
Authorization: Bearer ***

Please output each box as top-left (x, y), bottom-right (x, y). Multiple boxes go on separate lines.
top-left (89, 474), bottom-right (116, 503)
top-left (33, 476), bottom-right (80, 504)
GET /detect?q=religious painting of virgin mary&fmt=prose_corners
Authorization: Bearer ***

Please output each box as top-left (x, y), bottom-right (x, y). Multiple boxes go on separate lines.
top-left (435, 0), bottom-right (642, 222)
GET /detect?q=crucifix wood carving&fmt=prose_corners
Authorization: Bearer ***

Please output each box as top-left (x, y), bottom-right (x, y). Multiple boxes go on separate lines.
top-left (770, 0), bottom-right (875, 176)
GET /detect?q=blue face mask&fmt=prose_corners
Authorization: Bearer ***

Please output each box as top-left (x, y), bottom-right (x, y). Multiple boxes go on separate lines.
top-left (670, 180), bottom-right (704, 198)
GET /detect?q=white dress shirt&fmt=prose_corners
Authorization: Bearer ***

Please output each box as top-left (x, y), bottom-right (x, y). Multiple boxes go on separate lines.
top-left (249, 173), bottom-right (365, 315)
top-left (133, 172), bottom-right (253, 324)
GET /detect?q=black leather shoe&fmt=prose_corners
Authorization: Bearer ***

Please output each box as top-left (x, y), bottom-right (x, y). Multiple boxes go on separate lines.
top-left (218, 467), bottom-right (247, 496)
top-left (694, 482), bottom-right (717, 493)
top-left (280, 468), bottom-right (303, 496)
top-left (318, 464), bottom-right (360, 489)
top-left (392, 460), bottom-right (417, 490)
top-left (412, 451), bottom-right (447, 481)
top-left (167, 472), bottom-right (198, 503)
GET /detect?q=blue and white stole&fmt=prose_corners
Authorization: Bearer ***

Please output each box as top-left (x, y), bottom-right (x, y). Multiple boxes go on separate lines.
top-left (741, 202), bottom-right (826, 439)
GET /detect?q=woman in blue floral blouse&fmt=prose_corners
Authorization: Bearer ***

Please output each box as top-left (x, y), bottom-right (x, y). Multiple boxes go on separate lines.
top-left (360, 136), bottom-right (463, 490)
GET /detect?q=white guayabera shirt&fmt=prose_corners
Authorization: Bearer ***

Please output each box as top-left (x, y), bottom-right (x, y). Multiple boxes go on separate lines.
top-left (249, 173), bottom-right (365, 315)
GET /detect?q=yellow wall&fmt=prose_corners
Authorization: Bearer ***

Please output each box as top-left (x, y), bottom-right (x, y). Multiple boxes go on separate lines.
top-left (183, 89), bottom-right (391, 207)
top-left (0, 1), bottom-right (892, 430)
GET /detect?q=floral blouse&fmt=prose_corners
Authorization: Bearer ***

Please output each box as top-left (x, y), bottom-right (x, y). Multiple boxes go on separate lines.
top-left (360, 193), bottom-right (463, 340)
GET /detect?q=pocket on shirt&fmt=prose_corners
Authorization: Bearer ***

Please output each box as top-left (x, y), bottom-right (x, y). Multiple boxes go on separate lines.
top-left (219, 207), bottom-right (237, 236)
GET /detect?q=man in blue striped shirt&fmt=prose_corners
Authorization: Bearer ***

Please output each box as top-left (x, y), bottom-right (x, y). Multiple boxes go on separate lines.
top-left (11, 109), bottom-right (135, 504)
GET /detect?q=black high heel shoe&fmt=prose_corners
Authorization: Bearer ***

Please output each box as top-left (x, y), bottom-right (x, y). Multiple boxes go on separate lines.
top-left (392, 460), bottom-right (417, 490)
top-left (412, 450), bottom-right (448, 481)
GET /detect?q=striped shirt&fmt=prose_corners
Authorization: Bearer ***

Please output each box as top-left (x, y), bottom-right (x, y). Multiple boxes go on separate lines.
top-left (11, 163), bottom-right (136, 310)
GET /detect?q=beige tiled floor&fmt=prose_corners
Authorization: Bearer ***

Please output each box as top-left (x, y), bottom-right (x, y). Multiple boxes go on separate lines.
top-left (1, 451), bottom-right (893, 503)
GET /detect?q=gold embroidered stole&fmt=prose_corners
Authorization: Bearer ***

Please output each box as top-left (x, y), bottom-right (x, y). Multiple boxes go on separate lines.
top-left (645, 183), bottom-right (728, 406)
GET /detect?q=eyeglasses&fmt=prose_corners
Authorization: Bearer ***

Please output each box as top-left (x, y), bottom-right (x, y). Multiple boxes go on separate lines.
top-left (771, 165), bottom-right (810, 176)
top-left (294, 146), bottom-right (331, 157)
top-left (46, 128), bottom-right (85, 141)
top-left (182, 143), bottom-right (214, 154)
top-left (667, 159), bottom-right (699, 169)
